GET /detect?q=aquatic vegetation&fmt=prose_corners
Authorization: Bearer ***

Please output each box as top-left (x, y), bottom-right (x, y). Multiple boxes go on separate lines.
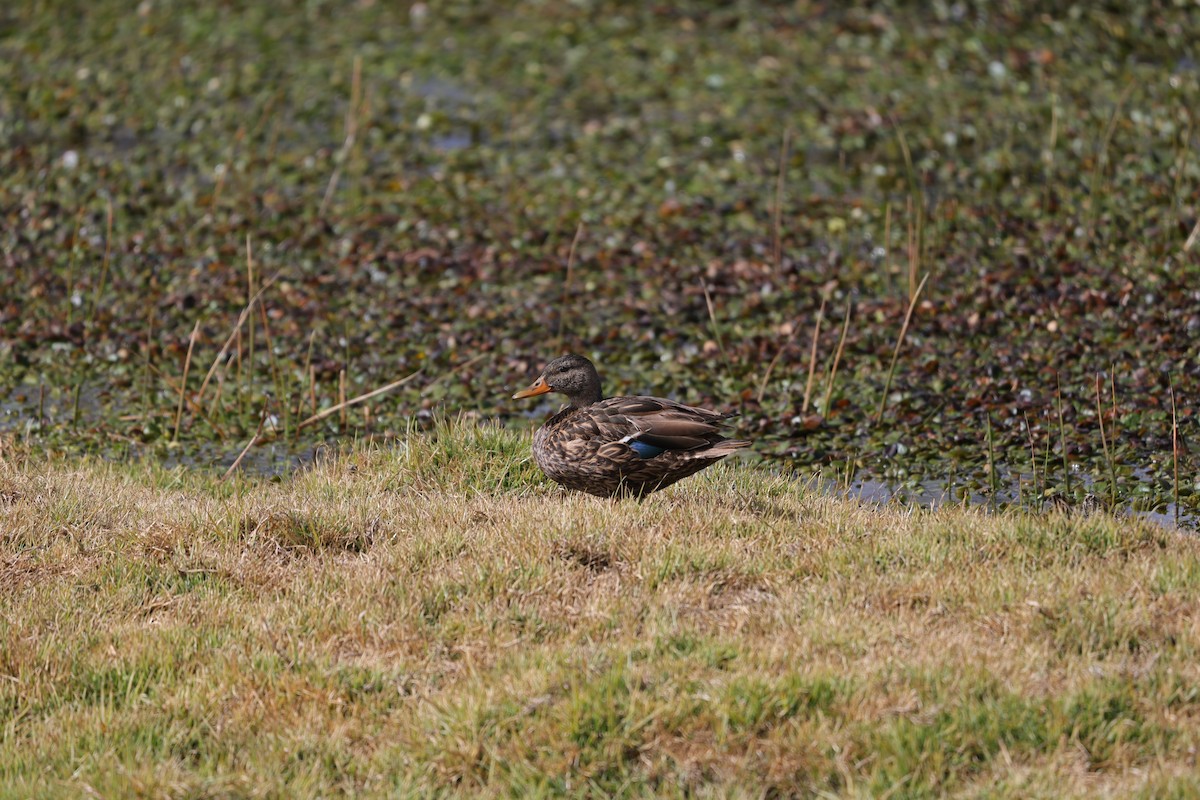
top-left (1, 1), bottom-right (1197, 520)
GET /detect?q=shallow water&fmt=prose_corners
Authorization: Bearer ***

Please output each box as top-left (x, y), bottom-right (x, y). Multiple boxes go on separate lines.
top-left (839, 473), bottom-right (1194, 533)
top-left (4, 383), bottom-right (1192, 531)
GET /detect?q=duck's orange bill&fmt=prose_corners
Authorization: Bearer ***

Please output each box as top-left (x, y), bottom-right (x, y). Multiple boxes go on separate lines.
top-left (512, 377), bottom-right (551, 399)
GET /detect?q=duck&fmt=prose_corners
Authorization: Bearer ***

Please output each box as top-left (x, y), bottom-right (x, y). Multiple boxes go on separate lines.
top-left (512, 354), bottom-right (750, 498)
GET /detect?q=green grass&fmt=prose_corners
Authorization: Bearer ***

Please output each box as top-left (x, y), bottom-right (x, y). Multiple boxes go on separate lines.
top-left (3, 422), bottom-right (1200, 797)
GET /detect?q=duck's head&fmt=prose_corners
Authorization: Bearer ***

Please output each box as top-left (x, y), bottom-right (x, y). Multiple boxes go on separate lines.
top-left (512, 354), bottom-right (603, 408)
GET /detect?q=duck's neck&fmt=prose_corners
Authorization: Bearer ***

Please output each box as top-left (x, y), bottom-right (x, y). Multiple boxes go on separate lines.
top-left (564, 372), bottom-right (603, 408)
top-left (564, 390), bottom-right (603, 409)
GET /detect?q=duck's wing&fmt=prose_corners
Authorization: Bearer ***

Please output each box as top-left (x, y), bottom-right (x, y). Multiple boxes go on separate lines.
top-left (592, 395), bottom-right (743, 455)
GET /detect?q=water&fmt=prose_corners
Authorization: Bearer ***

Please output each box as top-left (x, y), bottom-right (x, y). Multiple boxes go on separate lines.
top-left (835, 471), bottom-right (1194, 533)
top-left (3, 385), bottom-right (1193, 530)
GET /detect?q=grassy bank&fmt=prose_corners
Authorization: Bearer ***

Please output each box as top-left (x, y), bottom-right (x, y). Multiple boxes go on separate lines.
top-left (3, 423), bottom-right (1200, 798)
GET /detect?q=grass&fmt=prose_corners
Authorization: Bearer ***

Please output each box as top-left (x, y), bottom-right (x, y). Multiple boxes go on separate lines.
top-left (3, 421), bottom-right (1200, 798)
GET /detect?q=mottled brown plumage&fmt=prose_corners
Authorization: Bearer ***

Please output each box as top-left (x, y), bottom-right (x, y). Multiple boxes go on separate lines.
top-left (512, 354), bottom-right (750, 498)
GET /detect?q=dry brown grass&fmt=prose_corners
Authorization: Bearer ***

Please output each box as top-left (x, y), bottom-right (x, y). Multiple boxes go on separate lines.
top-left (2, 424), bottom-right (1200, 798)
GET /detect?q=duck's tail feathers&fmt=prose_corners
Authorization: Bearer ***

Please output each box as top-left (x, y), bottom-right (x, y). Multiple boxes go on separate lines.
top-left (692, 439), bottom-right (752, 459)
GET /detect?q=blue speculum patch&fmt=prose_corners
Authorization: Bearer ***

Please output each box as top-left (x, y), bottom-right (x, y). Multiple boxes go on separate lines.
top-left (628, 440), bottom-right (666, 459)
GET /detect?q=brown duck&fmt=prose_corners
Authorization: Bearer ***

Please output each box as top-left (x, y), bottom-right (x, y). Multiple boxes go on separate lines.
top-left (512, 354), bottom-right (750, 498)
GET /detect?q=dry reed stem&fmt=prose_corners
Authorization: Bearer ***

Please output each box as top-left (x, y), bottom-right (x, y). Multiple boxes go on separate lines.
top-left (221, 402), bottom-right (269, 481)
top-left (1088, 79), bottom-right (1136, 234)
top-left (1056, 373), bottom-right (1071, 497)
top-left (309, 364), bottom-right (317, 416)
top-left (874, 272), bottom-right (929, 425)
top-left (882, 201), bottom-right (892, 278)
top-left (801, 296), bottom-right (826, 415)
top-left (1171, 379), bottom-right (1180, 528)
top-left (258, 302), bottom-right (282, 406)
top-left (700, 280), bottom-right (729, 373)
top-left (301, 330), bottom-right (318, 417)
top-left (246, 235), bottom-right (255, 398)
top-left (1184, 216), bottom-right (1200, 253)
top-left (319, 55), bottom-right (364, 218)
top-left (196, 270), bottom-right (281, 401)
top-left (1109, 366), bottom-right (1118, 437)
top-left (821, 302), bottom-right (853, 419)
top-left (1042, 98), bottom-right (1059, 212)
top-left (1025, 411), bottom-right (1039, 502)
top-left (421, 353), bottom-right (486, 398)
top-left (1095, 374), bottom-right (1116, 507)
top-left (755, 325), bottom-right (798, 406)
top-left (338, 368), bottom-right (347, 427)
top-left (298, 369), bottom-right (422, 431)
top-left (172, 320), bottom-right (202, 442)
top-left (772, 127), bottom-right (791, 275)
top-left (86, 198), bottom-right (115, 327)
top-left (889, 115), bottom-right (921, 300)
top-left (555, 221), bottom-right (585, 351)
top-left (907, 196), bottom-right (920, 301)
top-left (65, 206), bottom-right (84, 324)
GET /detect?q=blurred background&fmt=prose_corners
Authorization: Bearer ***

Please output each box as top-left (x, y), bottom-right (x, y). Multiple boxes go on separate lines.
top-left (1, 1), bottom-right (1198, 517)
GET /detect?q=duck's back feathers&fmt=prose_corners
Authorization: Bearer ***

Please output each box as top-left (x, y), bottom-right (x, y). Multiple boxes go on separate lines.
top-left (591, 396), bottom-right (739, 450)
top-left (533, 395), bottom-right (750, 498)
